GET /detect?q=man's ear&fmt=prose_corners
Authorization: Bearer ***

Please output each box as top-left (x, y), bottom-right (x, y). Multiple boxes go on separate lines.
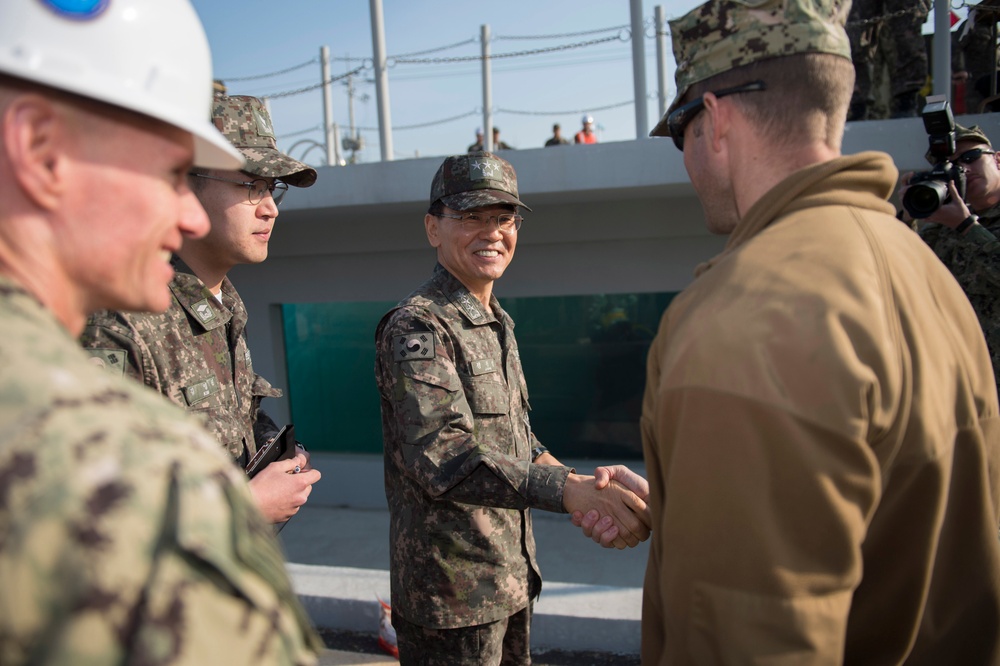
top-left (2, 94), bottom-right (65, 211)
top-left (425, 213), bottom-right (441, 248)
top-left (701, 92), bottom-right (730, 154)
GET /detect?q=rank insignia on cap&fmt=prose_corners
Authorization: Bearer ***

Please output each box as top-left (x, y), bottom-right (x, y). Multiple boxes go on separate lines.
top-left (394, 332), bottom-right (437, 362)
top-left (469, 156), bottom-right (503, 181)
top-left (252, 106), bottom-right (275, 139)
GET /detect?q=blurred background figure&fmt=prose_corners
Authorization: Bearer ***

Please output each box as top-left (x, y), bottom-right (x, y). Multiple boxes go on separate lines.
top-left (575, 114), bottom-right (598, 144)
top-left (467, 127), bottom-right (484, 152)
top-left (846, 0), bottom-right (930, 120)
top-left (493, 126), bottom-right (514, 150)
top-left (545, 123), bottom-right (570, 146)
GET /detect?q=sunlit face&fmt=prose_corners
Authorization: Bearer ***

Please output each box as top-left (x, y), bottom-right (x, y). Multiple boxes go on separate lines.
top-left (188, 169), bottom-right (281, 271)
top-left (953, 140), bottom-right (1000, 211)
top-left (57, 108), bottom-right (209, 314)
top-left (425, 204), bottom-right (518, 298)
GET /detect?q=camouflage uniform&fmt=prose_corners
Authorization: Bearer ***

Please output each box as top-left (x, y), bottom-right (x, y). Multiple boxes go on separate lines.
top-left (375, 263), bottom-right (570, 632)
top-left (920, 203), bottom-right (1000, 395)
top-left (81, 260), bottom-right (281, 465)
top-left (79, 94), bottom-right (315, 466)
top-left (846, 0), bottom-right (930, 119)
top-left (0, 276), bottom-right (322, 664)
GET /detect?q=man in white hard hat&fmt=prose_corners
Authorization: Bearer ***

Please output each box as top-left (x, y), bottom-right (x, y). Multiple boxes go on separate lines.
top-left (0, 1), bottom-right (322, 663)
top-left (575, 114), bottom-right (597, 144)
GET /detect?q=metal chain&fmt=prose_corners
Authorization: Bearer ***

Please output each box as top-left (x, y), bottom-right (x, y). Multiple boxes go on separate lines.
top-left (262, 64), bottom-right (368, 100)
top-left (220, 57), bottom-right (319, 82)
top-left (494, 24), bottom-right (629, 40)
top-left (390, 37), bottom-right (478, 58)
top-left (394, 33), bottom-right (626, 64)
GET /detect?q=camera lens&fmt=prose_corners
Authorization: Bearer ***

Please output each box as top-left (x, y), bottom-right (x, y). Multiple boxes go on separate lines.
top-left (903, 180), bottom-right (950, 219)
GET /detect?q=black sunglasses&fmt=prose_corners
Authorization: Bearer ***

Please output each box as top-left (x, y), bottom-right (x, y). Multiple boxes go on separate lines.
top-left (956, 147), bottom-right (996, 165)
top-left (666, 80), bottom-right (767, 151)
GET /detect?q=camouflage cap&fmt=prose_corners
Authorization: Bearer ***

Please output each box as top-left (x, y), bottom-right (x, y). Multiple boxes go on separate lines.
top-left (650, 0), bottom-right (852, 138)
top-left (212, 94), bottom-right (317, 187)
top-left (924, 123), bottom-right (993, 164)
top-left (429, 151), bottom-right (532, 212)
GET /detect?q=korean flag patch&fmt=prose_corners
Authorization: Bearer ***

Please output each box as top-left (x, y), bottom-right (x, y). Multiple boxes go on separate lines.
top-left (394, 332), bottom-right (437, 362)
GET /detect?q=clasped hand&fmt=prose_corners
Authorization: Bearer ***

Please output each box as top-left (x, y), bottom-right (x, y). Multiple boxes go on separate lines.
top-left (563, 465), bottom-right (651, 550)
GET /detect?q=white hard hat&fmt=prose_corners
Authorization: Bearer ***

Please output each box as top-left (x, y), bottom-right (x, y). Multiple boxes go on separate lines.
top-left (582, 114), bottom-right (594, 125)
top-left (0, 0), bottom-right (242, 170)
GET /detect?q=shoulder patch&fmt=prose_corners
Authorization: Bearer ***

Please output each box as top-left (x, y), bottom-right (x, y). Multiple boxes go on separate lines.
top-left (394, 332), bottom-right (437, 362)
top-left (84, 349), bottom-right (126, 378)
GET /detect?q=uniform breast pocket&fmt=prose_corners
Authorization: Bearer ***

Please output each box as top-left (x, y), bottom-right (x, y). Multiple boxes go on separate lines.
top-left (463, 378), bottom-right (510, 415)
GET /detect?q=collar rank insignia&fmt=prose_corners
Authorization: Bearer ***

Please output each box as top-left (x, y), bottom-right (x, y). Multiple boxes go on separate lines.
top-left (192, 298), bottom-right (216, 325)
top-left (394, 331), bottom-right (437, 362)
top-left (455, 291), bottom-right (484, 322)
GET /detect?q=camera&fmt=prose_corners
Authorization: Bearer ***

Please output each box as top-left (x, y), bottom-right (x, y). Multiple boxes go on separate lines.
top-left (902, 96), bottom-right (967, 219)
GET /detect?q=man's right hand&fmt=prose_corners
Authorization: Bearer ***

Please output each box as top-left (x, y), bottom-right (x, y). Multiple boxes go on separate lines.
top-left (571, 465), bottom-right (651, 548)
top-left (247, 453), bottom-right (321, 523)
top-left (562, 472), bottom-right (650, 549)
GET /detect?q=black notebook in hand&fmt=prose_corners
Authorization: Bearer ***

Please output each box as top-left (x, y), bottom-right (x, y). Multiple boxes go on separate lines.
top-left (245, 423), bottom-right (296, 479)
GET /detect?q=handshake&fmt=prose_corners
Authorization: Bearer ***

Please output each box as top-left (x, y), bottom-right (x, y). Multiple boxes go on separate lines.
top-left (563, 465), bottom-right (651, 550)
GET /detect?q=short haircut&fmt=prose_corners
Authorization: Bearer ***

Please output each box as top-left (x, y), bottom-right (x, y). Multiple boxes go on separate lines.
top-left (685, 52), bottom-right (853, 151)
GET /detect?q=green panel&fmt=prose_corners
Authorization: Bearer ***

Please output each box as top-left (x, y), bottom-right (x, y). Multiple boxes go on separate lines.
top-left (282, 301), bottom-right (394, 454)
top-left (281, 292), bottom-right (675, 459)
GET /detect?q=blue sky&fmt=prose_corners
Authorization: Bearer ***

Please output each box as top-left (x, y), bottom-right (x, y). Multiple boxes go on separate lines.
top-left (190, 1), bottom-right (959, 165)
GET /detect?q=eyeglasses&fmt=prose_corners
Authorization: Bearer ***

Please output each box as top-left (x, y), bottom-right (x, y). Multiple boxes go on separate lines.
top-left (436, 211), bottom-right (523, 234)
top-left (955, 147), bottom-right (996, 165)
top-left (666, 80), bottom-right (767, 151)
top-left (189, 172), bottom-right (289, 206)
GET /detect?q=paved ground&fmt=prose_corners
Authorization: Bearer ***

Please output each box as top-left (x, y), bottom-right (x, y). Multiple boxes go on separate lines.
top-left (276, 455), bottom-right (648, 663)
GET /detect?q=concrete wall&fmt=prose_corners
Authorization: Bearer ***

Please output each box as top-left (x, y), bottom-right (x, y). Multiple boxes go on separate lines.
top-left (232, 114), bottom-right (1000, 425)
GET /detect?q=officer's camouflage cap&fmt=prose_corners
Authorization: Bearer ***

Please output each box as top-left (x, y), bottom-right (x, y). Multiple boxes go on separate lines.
top-left (650, 0), bottom-right (852, 138)
top-left (430, 151), bottom-right (532, 212)
top-left (212, 94), bottom-right (317, 187)
top-left (924, 123), bottom-right (993, 164)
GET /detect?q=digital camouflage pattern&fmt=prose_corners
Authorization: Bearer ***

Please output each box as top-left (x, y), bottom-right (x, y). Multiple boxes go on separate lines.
top-left (651, 0), bottom-right (852, 136)
top-left (211, 94), bottom-right (317, 187)
top-left (374, 264), bottom-right (570, 630)
top-left (920, 201), bottom-right (1000, 397)
top-left (393, 603), bottom-right (532, 665)
top-left (0, 276), bottom-right (321, 665)
top-left (429, 151), bottom-right (532, 212)
top-left (80, 260), bottom-right (281, 464)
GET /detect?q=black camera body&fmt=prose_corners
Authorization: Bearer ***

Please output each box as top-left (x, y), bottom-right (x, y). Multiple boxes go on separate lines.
top-left (903, 96), bottom-right (967, 219)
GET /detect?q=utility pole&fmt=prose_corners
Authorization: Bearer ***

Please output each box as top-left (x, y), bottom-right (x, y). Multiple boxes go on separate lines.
top-left (369, 0), bottom-right (393, 161)
top-left (481, 24), bottom-right (493, 152)
top-left (630, 0), bottom-right (649, 138)
top-left (320, 45), bottom-right (341, 166)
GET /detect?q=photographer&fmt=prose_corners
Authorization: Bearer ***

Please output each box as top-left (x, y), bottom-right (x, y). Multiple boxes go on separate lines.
top-left (901, 123), bottom-right (1000, 393)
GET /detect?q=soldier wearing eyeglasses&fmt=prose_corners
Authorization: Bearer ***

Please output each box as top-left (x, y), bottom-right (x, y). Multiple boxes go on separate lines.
top-left (80, 94), bottom-right (322, 526)
top-left (629, 0), bottom-right (1000, 662)
top-left (374, 151), bottom-right (651, 664)
top-left (902, 123), bottom-right (1000, 397)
